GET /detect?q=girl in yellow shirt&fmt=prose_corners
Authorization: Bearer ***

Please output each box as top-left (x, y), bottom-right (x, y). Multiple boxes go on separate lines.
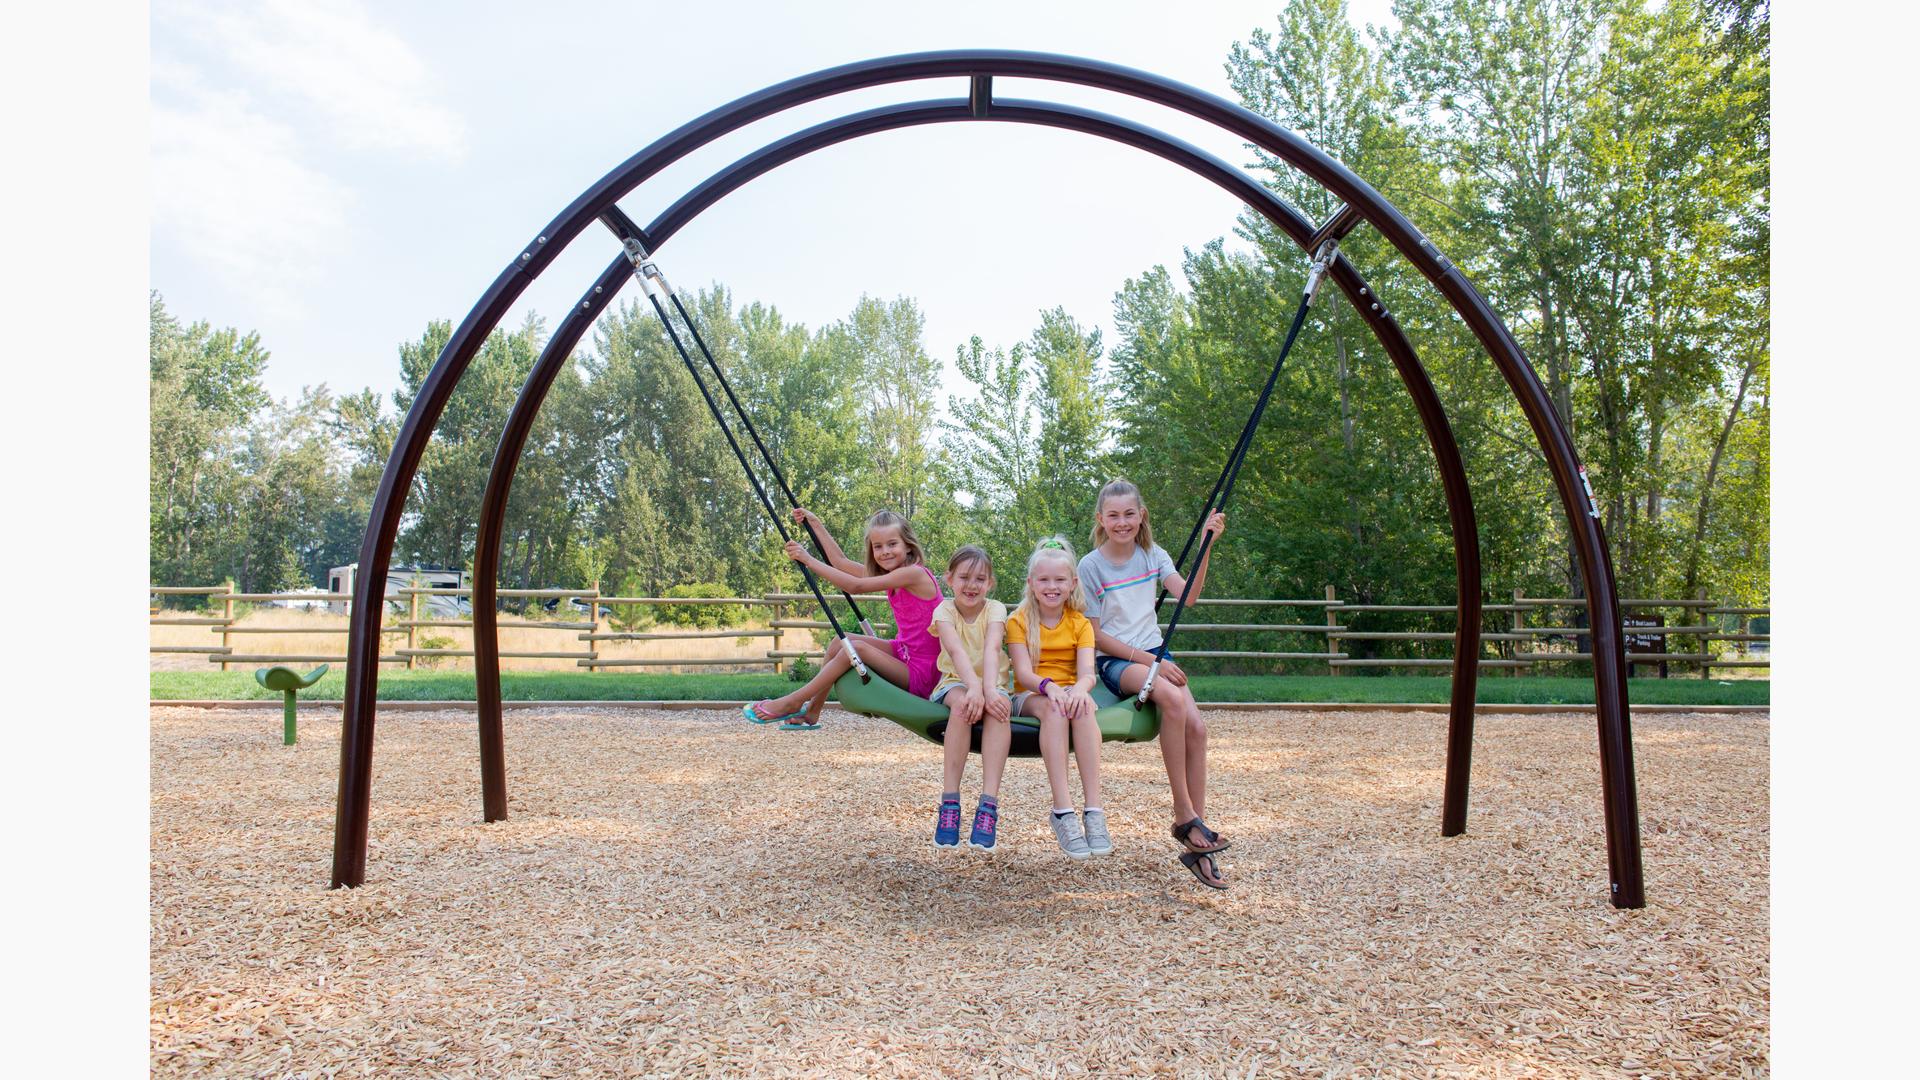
top-left (928, 545), bottom-right (1012, 851)
top-left (1005, 537), bottom-right (1108, 860)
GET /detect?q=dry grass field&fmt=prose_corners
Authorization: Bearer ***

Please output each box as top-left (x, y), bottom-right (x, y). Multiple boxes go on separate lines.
top-left (151, 705), bottom-right (1768, 1077)
top-left (150, 608), bottom-right (815, 673)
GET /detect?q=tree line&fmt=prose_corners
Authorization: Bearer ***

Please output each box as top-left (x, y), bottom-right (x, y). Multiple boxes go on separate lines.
top-left (149, 0), bottom-right (1768, 616)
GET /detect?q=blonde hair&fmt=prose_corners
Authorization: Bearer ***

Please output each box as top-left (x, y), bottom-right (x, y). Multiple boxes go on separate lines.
top-left (863, 509), bottom-right (926, 576)
top-left (1013, 536), bottom-right (1088, 655)
top-left (1089, 478), bottom-right (1156, 553)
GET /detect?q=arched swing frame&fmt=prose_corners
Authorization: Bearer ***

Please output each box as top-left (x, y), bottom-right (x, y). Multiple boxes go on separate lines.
top-left (331, 51), bottom-right (1645, 908)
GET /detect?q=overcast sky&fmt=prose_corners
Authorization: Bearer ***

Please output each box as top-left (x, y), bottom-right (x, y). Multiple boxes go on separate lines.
top-left (152, 0), bottom-right (1400, 405)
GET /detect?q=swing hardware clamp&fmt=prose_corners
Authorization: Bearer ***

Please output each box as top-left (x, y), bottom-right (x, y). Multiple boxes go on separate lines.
top-left (1134, 657), bottom-right (1164, 706)
top-left (1304, 238), bottom-right (1339, 305)
top-left (1578, 466), bottom-right (1602, 518)
top-left (1305, 202), bottom-right (1364, 254)
top-left (621, 237), bottom-right (672, 298)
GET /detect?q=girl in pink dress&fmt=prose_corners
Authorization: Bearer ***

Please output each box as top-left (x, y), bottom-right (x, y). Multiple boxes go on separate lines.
top-left (743, 507), bottom-right (944, 730)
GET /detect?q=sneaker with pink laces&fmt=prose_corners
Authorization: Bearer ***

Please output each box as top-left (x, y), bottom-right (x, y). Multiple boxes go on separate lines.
top-left (933, 799), bottom-right (962, 849)
top-left (968, 798), bottom-right (999, 851)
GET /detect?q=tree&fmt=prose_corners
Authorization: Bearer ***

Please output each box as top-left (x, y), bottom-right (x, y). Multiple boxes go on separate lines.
top-left (1027, 308), bottom-right (1112, 529)
top-left (942, 335), bottom-right (1040, 574)
top-left (150, 292), bottom-right (271, 587)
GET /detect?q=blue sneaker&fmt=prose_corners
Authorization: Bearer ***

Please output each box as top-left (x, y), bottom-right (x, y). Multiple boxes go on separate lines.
top-left (968, 800), bottom-right (999, 851)
top-left (934, 800), bottom-right (962, 849)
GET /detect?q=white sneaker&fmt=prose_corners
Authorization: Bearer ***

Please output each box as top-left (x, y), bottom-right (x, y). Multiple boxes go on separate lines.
top-left (1050, 811), bottom-right (1090, 860)
top-left (1082, 809), bottom-right (1113, 856)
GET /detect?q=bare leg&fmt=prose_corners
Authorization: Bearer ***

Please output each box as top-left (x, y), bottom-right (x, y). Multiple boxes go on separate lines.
top-left (798, 638), bottom-right (911, 722)
top-left (750, 634), bottom-right (910, 723)
top-left (1069, 706), bottom-right (1104, 808)
top-left (979, 712), bottom-right (1011, 800)
top-left (1116, 664), bottom-right (1196, 823)
top-left (1029, 697), bottom-right (1072, 809)
top-left (1181, 694), bottom-right (1209, 820)
top-left (752, 635), bottom-right (861, 716)
top-left (941, 689), bottom-right (975, 793)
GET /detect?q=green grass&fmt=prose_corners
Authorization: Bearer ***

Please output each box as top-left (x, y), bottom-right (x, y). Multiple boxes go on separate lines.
top-left (152, 669), bottom-right (1768, 706)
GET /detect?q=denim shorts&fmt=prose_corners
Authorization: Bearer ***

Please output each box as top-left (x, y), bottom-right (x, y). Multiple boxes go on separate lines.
top-left (930, 681), bottom-right (1013, 706)
top-left (1095, 651), bottom-right (1174, 697)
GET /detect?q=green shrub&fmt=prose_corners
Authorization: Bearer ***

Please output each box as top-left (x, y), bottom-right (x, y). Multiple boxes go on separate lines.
top-left (657, 583), bottom-right (746, 629)
top-left (605, 573), bottom-right (658, 632)
top-left (417, 632), bottom-right (455, 669)
top-left (787, 656), bottom-right (815, 683)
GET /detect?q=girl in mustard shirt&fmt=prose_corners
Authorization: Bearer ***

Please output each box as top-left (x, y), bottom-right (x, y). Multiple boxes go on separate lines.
top-left (1005, 536), bottom-right (1108, 860)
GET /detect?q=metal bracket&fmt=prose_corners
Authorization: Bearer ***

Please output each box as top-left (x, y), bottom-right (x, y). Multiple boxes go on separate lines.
top-left (969, 74), bottom-right (992, 118)
top-left (621, 238), bottom-right (671, 299)
top-left (1578, 466), bottom-right (1602, 518)
top-left (1306, 203), bottom-right (1364, 255)
top-left (1304, 239), bottom-right (1339, 306)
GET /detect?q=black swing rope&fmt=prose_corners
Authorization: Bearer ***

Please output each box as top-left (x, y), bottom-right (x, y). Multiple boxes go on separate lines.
top-left (1136, 239), bottom-right (1339, 707)
top-left (622, 244), bottom-right (873, 681)
top-left (623, 234), bottom-right (1335, 698)
top-left (661, 289), bottom-right (876, 636)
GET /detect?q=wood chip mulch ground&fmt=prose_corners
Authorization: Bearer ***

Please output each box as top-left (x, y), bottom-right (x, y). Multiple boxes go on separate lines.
top-left (151, 705), bottom-right (1768, 1077)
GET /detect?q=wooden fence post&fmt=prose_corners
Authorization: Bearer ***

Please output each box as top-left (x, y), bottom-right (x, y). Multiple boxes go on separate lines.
top-left (588, 582), bottom-right (603, 672)
top-left (769, 593), bottom-right (785, 676)
top-left (1325, 584), bottom-right (1341, 677)
top-left (406, 588), bottom-right (419, 670)
top-left (1698, 587), bottom-right (1712, 679)
top-left (219, 581), bottom-right (235, 671)
top-left (1511, 588), bottom-right (1526, 678)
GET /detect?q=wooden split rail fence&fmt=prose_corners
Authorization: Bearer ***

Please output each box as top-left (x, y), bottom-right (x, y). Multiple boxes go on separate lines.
top-left (151, 584), bottom-right (1769, 677)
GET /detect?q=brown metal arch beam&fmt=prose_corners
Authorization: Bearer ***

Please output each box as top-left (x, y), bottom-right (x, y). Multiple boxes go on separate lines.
top-left (468, 97), bottom-right (1487, 852)
top-left (335, 50), bottom-right (1640, 907)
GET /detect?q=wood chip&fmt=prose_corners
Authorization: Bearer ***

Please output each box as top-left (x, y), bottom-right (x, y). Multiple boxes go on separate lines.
top-left (151, 705), bottom-right (1769, 1076)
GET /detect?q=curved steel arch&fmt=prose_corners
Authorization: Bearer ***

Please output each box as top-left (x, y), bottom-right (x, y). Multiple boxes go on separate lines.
top-left (334, 51), bottom-right (1643, 908)
top-left (471, 96), bottom-right (1485, 838)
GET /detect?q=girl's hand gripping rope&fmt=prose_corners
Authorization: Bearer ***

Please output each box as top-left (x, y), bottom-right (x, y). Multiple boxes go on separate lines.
top-left (1138, 511), bottom-right (1225, 706)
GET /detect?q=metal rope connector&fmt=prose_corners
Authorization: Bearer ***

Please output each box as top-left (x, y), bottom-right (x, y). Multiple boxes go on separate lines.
top-left (1134, 657), bottom-right (1163, 706)
top-left (1304, 238), bottom-right (1339, 306)
top-left (621, 237), bottom-right (671, 299)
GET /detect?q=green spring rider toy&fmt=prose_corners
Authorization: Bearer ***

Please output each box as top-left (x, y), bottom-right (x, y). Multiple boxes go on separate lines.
top-left (254, 664), bottom-right (328, 745)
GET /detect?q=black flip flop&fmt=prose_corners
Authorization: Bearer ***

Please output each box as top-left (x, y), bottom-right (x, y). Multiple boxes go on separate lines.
top-left (1179, 850), bottom-right (1229, 890)
top-left (1173, 817), bottom-right (1231, 855)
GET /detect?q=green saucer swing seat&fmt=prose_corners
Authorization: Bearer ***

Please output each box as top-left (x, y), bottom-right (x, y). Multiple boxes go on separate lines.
top-left (830, 670), bottom-right (1159, 757)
